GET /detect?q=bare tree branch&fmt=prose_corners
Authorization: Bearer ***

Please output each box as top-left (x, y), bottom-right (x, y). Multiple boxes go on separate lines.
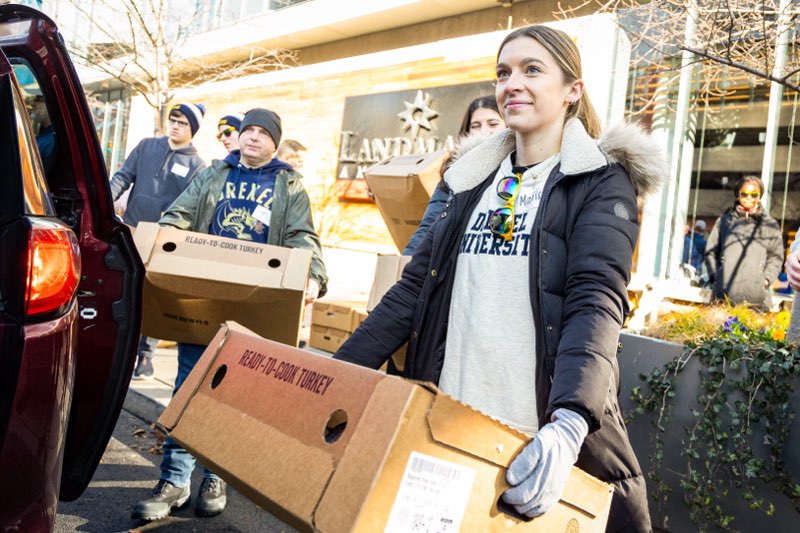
top-left (555, 1), bottom-right (800, 120)
top-left (55, 0), bottom-right (297, 135)
top-left (679, 43), bottom-right (800, 91)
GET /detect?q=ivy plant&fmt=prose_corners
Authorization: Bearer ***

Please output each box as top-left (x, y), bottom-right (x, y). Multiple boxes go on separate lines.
top-left (630, 309), bottom-right (800, 532)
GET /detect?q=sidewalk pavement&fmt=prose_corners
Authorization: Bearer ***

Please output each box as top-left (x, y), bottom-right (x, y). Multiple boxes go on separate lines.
top-left (124, 246), bottom-right (383, 426)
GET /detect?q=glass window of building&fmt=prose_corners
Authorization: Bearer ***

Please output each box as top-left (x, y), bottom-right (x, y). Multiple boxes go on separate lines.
top-left (88, 89), bottom-right (131, 176)
top-left (623, 18), bottom-right (798, 280)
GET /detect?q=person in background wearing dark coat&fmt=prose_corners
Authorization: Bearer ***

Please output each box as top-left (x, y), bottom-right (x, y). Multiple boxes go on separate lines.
top-left (335, 25), bottom-right (666, 532)
top-left (682, 219), bottom-right (707, 275)
top-left (705, 176), bottom-right (784, 310)
top-left (110, 102), bottom-right (207, 380)
top-left (403, 95), bottom-right (505, 254)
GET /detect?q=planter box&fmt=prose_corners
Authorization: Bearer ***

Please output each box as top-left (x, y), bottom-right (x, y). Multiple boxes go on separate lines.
top-left (618, 331), bottom-right (800, 532)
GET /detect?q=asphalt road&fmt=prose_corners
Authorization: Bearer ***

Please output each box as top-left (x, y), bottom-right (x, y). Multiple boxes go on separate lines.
top-left (54, 410), bottom-right (296, 533)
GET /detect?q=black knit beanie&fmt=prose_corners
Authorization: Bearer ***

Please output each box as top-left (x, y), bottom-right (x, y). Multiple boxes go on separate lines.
top-left (240, 108), bottom-right (282, 146)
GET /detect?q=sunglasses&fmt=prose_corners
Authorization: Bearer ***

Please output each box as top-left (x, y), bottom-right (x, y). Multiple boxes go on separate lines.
top-left (217, 127), bottom-right (236, 140)
top-left (488, 174), bottom-right (521, 241)
top-left (739, 191), bottom-right (760, 199)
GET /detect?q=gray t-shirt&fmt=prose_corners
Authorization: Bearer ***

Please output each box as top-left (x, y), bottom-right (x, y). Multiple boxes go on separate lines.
top-left (440, 153), bottom-right (559, 435)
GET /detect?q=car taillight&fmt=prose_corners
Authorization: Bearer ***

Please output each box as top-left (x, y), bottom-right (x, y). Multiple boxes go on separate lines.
top-left (25, 219), bottom-right (81, 317)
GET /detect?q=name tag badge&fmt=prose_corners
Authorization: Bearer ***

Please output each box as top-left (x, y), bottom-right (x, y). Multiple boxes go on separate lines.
top-left (171, 162), bottom-right (190, 177)
top-left (253, 205), bottom-right (272, 226)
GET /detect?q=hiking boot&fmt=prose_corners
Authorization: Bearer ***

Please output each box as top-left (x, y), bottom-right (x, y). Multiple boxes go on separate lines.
top-left (131, 480), bottom-right (190, 521)
top-left (133, 356), bottom-right (154, 380)
top-left (195, 478), bottom-right (227, 517)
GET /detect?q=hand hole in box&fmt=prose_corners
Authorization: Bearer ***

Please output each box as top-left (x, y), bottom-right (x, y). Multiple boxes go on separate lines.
top-left (162, 242), bottom-right (177, 252)
top-left (415, 158), bottom-right (424, 164)
top-left (324, 409), bottom-right (348, 444)
top-left (210, 364), bottom-right (227, 389)
top-left (268, 258), bottom-right (281, 268)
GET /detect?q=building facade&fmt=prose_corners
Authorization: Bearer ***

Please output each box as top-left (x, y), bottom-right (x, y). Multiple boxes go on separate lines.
top-left (47, 0), bottom-right (799, 279)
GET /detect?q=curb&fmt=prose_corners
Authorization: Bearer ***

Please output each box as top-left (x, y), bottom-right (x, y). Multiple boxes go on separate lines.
top-left (123, 387), bottom-right (166, 426)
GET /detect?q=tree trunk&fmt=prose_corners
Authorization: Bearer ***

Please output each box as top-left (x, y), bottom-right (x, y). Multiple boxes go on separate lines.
top-left (152, 106), bottom-right (162, 137)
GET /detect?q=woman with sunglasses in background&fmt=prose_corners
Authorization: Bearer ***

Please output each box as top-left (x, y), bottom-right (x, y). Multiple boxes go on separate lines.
top-left (705, 176), bottom-right (784, 310)
top-left (402, 95), bottom-right (506, 254)
top-left (336, 25), bottom-right (666, 532)
top-left (217, 112), bottom-right (244, 153)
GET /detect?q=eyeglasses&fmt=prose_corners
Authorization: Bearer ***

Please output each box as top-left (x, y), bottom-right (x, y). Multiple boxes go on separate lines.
top-left (217, 127), bottom-right (236, 140)
top-left (739, 191), bottom-right (760, 199)
top-left (169, 118), bottom-right (190, 128)
top-left (487, 173), bottom-right (521, 241)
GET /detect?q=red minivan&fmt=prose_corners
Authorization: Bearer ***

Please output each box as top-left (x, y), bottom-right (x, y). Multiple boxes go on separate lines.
top-left (0, 5), bottom-right (143, 531)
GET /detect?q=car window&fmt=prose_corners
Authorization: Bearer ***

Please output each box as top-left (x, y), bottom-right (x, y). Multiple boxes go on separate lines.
top-left (10, 63), bottom-right (53, 216)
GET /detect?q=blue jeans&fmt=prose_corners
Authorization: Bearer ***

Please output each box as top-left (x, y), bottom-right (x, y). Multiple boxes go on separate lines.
top-left (159, 342), bottom-right (220, 487)
top-left (137, 335), bottom-right (159, 361)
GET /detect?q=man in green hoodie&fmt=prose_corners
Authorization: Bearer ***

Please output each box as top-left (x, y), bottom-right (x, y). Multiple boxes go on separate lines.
top-left (111, 102), bottom-right (207, 380)
top-left (131, 108), bottom-right (328, 523)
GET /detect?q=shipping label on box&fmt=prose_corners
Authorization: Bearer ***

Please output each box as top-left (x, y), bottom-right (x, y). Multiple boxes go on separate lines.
top-left (311, 300), bottom-right (367, 333)
top-left (133, 222), bottom-right (311, 346)
top-left (364, 149), bottom-right (449, 252)
top-left (159, 322), bottom-right (613, 533)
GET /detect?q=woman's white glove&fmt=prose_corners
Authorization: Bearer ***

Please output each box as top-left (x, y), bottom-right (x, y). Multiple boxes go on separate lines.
top-left (502, 408), bottom-right (589, 517)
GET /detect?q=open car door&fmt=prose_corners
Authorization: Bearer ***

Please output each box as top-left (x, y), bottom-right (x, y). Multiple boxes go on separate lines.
top-left (0, 5), bottom-right (143, 500)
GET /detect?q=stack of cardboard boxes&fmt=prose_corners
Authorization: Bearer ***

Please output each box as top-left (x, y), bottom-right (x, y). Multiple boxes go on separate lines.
top-left (309, 254), bottom-right (412, 369)
top-left (309, 301), bottom-right (368, 353)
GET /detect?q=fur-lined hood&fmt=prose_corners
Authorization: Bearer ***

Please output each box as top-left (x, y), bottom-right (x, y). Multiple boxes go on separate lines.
top-left (444, 118), bottom-right (667, 198)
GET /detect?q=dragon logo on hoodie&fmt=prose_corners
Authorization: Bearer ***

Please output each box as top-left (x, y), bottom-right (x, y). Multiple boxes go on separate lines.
top-left (215, 206), bottom-right (266, 241)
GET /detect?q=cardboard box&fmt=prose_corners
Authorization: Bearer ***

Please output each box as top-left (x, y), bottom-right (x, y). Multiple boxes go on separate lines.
top-left (355, 309), bottom-right (368, 328)
top-left (368, 254), bottom-right (413, 312)
top-left (311, 300), bottom-right (367, 333)
top-left (309, 325), bottom-right (350, 353)
top-left (159, 323), bottom-right (614, 533)
top-left (364, 149), bottom-right (449, 252)
top-left (133, 222), bottom-right (311, 346)
top-left (367, 254), bottom-right (413, 370)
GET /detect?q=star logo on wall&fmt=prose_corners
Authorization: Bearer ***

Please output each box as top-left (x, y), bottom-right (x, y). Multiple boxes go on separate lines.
top-left (397, 90), bottom-right (438, 138)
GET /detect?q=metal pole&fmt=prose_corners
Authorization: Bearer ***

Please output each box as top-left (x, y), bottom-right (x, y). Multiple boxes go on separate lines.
top-left (664, 0), bottom-right (699, 279)
top-left (760, 0), bottom-right (793, 214)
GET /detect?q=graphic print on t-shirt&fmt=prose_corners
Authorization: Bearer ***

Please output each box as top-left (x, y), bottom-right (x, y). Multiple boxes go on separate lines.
top-left (210, 169), bottom-right (275, 242)
top-left (460, 210), bottom-right (533, 256)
